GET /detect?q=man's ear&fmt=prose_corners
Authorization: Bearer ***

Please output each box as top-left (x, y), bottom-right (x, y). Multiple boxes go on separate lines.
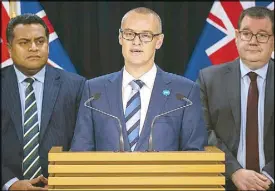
top-left (119, 33), bottom-right (122, 45)
top-left (235, 29), bottom-right (239, 45)
top-left (7, 43), bottom-right (12, 56)
top-left (155, 34), bottom-right (164, 50)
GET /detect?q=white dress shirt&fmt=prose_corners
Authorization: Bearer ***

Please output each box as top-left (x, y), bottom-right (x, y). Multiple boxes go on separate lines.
top-left (122, 64), bottom-right (157, 135)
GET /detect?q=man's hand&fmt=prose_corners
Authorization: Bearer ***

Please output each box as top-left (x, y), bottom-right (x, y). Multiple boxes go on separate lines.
top-left (39, 175), bottom-right (48, 186)
top-left (232, 169), bottom-right (270, 190)
top-left (9, 175), bottom-right (48, 190)
top-left (262, 173), bottom-right (272, 189)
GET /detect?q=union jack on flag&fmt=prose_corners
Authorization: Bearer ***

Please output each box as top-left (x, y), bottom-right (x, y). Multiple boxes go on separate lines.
top-left (1, 1), bottom-right (77, 73)
top-left (184, 1), bottom-right (274, 82)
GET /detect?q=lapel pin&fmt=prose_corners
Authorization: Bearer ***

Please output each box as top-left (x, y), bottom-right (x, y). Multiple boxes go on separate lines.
top-left (162, 89), bottom-right (170, 96)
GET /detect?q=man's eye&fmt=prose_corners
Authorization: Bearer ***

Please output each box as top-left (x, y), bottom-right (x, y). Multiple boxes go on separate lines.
top-left (258, 33), bottom-right (268, 38)
top-left (124, 32), bottom-right (134, 36)
top-left (19, 41), bottom-right (28, 45)
top-left (242, 32), bottom-right (251, 36)
top-left (37, 39), bottom-right (45, 44)
top-left (141, 34), bottom-right (151, 38)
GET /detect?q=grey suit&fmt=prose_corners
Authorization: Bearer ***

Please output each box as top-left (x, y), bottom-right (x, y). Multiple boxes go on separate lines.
top-left (1, 65), bottom-right (86, 187)
top-left (197, 59), bottom-right (274, 190)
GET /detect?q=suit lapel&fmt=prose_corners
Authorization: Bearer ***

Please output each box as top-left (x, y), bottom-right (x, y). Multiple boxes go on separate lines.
top-left (224, 60), bottom-right (241, 137)
top-left (39, 65), bottom-right (61, 142)
top-left (264, 60), bottom-right (274, 137)
top-left (105, 71), bottom-right (130, 151)
top-left (3, 66), bottom-right (24, 145)
top-left (135, 67), bottom-right (171, 151)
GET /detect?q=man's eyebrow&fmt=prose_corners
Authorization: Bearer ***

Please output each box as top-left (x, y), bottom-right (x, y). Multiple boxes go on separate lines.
top-left (17, 36), bottom-right (46, 41)
top-left (141, 30), bottom-right (154, 33)
top-left (123, 28), bottom-right (134, 31)
top-left (16, 38), bottom-right (30, 41)
top-left (241, 27), bottom-right (270, 34)
top-left (123, 29), bottom-right (154, 33)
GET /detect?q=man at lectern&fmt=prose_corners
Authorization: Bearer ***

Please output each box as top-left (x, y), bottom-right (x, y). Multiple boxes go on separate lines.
top-left (197, 6), bottom-right (274, 191)
top-left (71, 7), bottom-right (207, 152)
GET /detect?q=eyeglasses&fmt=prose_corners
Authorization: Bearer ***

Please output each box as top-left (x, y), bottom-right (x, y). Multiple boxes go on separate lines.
top-left (238, 30), bottom-right (273, 43)
top-left (119, 29), bottom-right (162, 43)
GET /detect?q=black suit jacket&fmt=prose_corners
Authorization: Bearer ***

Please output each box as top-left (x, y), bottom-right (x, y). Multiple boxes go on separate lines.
top-left (1, 65), bottom-right (86, 187)
top-left (197, 59), bottom-right (274, 190)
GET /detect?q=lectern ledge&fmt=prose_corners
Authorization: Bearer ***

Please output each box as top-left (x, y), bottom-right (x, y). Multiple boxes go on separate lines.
top-left (48, 146), bottom-right (225, 190)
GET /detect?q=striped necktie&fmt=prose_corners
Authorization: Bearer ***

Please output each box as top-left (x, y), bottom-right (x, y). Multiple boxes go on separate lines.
top-left (125, 80), bottom-right (144, 151)
top-left (23, 78), bottom-right (42, 180)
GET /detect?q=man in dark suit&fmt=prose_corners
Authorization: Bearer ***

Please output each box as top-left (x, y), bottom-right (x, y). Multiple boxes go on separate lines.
top-left (1, 14), bottom-right (86, 190)
top-left (197, 7), bottom-right (274, 191)
top-left (70, 7), bottom-right (207, 152)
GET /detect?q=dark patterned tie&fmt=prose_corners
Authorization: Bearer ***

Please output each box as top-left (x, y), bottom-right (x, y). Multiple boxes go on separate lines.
top-left (23, 78), bottom-right (42, 179)
top-left (125, 80), bottom-right (144, 151)
top-left (246, 72), bottom-right (260, 172)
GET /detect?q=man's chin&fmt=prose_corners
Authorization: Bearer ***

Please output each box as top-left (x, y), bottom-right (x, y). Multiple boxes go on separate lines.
top-left (127, 60), bottom-right (145, 66)
top-left (244, 54), bottom-right (261, 62)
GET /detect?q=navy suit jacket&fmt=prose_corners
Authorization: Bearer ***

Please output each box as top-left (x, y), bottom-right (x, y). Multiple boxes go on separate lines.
top-left (71, 66), bottom-right (207, 152)
top-left (1, 65), bottom-right (85, 187)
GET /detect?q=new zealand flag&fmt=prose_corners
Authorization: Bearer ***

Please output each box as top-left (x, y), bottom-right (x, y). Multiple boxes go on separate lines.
top-left (184, 1), bottom-right (274, 81)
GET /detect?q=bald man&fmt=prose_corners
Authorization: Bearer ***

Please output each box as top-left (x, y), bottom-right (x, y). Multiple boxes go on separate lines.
top-left (71, 7), bottom-right (207, 152)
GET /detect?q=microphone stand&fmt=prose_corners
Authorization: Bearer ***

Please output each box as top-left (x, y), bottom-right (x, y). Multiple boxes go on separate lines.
top-left (148, 95), bottom-right (193, 152)
top-left (84, 96), bottom-right (125, 152)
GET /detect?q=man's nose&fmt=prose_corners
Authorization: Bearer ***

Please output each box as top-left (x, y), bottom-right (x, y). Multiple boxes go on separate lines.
top-left (29, 41), bottom-right (38, 51)
top-left (132, 34), bottom-right (142, 45)
top-left (249, 34), bottom-right (258, 44)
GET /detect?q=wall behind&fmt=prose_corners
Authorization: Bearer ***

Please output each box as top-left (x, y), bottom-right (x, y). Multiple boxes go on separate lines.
top-left (40, 2), bottom-right (213, 79)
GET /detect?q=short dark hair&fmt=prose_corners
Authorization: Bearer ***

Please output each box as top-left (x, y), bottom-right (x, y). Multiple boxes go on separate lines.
top-left (6, 13), bottom-right (49, 45)
top-left (238, 6), bottom-right (274, 35)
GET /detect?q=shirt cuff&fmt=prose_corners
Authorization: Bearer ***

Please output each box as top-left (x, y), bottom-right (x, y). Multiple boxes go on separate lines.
top-left (262, 171), bottom-right (274, 184)
top-left (2, 177), bottom-right (19, 191)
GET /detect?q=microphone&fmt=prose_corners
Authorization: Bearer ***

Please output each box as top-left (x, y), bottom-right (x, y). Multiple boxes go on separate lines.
top-left (148, 93), bottom-right (193, 152)
top-left (84, 93), bottom-right (125, 152)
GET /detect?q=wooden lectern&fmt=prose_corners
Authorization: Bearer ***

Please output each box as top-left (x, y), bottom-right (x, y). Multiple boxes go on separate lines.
top-left (48, 146), bottom-right (225, 190)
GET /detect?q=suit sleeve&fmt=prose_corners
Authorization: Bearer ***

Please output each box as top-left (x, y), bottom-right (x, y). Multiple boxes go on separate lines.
top-left (180, 82), bottom-right (208, 151)
top-left (70, 81), bottom-right (96, 151)
top-left (1, 165), bottom-right (16, 188)
top-left (75, 78), bottom-right (86, 115)
top-left (197, 70), bottom-right (242, 178)
top-left (263, 160), bottom-right (274, 179)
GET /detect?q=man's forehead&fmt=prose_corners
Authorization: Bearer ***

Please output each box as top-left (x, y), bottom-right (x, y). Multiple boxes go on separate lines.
top-left (13, 23), bottom-right (45, 33)
top-left (240, 16), bottom-right (272, 28)
top-left (13, 24), bottom-right (46, 38)
top-left (122, 12), bottom-right (159, 31)
top-left (123, 12), bottom-right (156, 22)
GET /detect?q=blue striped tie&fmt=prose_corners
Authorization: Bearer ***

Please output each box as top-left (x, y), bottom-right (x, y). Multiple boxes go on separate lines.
top-left (125, 80), bottom-right (144, 151)
top-left (23, 78), bottom-right (42, 180)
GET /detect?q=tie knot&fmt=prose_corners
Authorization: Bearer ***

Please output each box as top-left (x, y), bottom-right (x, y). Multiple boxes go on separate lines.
top-left (130, 80), bottom-right (144, 91)
top-left (248, 72), bottom-right (257, 81)
top-left (24, 78), bottom-right (35, 85)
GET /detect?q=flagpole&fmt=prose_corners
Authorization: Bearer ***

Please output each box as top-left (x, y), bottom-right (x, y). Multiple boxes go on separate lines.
top-left (9, 0), bottom-right (17, 18)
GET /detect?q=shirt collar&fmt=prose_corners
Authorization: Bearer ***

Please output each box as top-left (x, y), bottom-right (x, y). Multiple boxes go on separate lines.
top-left (122, 64), bottom-right (157, 89)
top-left (13, 64), bottom-right (46, 84)
top-left (239, 59), bottom-right (268, 80)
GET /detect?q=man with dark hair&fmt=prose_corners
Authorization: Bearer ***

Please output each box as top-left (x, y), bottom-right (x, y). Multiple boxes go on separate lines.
top-left (70, 7), bottom-right (207, 153)
top-left (2, 13), bottom-right (86, 190)
top-left (198, 6), bottom-right (274, 190)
